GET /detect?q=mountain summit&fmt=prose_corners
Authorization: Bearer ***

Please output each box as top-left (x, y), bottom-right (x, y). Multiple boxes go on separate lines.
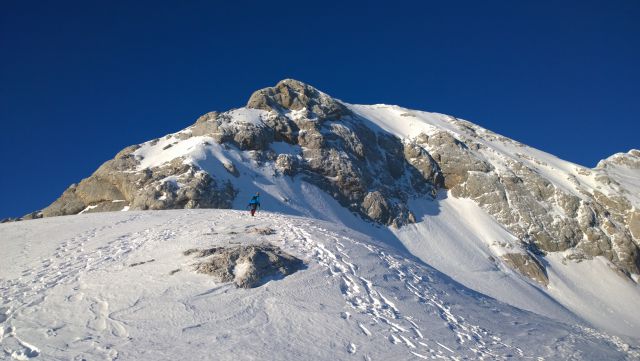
top-left (31, 79), bottom-right (640, 279)
top-left (10, 79), bottom-right (640, 340)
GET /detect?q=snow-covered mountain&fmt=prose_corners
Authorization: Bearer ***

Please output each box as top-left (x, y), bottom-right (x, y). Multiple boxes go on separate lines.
top-left (2, 79), bottom-right (639, 359)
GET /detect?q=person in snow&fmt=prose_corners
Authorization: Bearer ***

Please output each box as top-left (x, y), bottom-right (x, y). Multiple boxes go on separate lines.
top-left (247, 192), bottom-right (261, 216)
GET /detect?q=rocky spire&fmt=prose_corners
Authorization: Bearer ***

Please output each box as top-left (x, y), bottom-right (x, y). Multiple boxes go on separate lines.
top-left (246, 79), bottom-right (349, 119)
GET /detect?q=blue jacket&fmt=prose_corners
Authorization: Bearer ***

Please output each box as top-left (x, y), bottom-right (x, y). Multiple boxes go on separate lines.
top-left (249, 196), bottom-right (260, 205)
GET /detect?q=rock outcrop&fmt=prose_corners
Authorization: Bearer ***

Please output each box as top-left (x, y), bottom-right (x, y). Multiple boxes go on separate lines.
top-left (243, 79), bottom-right (441, 226)
top-left (40, 147), bottom-right (236, 217)
top-left (186, 244), bottom-right (304, 288)
top-left (412, 118), bottom-right (640, 278)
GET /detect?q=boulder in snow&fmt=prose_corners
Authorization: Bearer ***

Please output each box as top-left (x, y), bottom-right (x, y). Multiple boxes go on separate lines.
top-left (187, 244), bottom-right (304, 288)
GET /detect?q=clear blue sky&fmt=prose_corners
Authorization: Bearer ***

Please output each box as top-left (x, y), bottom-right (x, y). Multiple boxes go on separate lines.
top-left (1, 0), bottom-right (638, 219)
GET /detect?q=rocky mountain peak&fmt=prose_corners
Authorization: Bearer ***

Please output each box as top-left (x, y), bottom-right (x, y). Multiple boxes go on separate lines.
top-left (13, 80), bottom-right (640, 287)
top-left (596, 149), bottom-right (640, 170)
top-left (246, 78), bottom-right (349, 120)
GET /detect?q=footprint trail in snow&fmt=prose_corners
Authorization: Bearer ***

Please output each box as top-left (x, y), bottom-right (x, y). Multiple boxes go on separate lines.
top-left (279, 217), bottom-right (535, 360)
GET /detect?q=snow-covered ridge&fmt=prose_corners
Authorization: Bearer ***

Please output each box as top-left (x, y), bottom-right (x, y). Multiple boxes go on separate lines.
top-left (349, 101), bottom-right (639, 278)
top-left (349, 103), bottom-right (616, 201)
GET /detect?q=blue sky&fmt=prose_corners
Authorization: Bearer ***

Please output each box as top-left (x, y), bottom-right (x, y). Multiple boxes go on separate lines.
top-left (1, 0), bottom-right (638, 219)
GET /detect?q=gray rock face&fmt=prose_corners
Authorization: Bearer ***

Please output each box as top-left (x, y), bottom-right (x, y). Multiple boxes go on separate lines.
top-left (247, 78), bottom-right (349, 120)
top-left (42, 184), bottom-right (87, 217)
top-left (275, 154), bottom-right (299, 176)
top-left (245, 79), bottom-right (441, 226)
top-left (41, 150), bottom-right (236, 217)
top-left (191, 110), bottom-right (274, 151)
top-left (412, 120), bottom-right (640, 278)
top-left (501, 253), bottom-right (548, 286)
top-left (424, 131), bottom-right (493, 189)
top-left (597, 149), bottom-right (640, 170)
top-left (363, 191), bottom-right (391, 224)
top-left (403, 141), bottom-right (444, 190)
top-left (186, 244), bottom-right (304, 288)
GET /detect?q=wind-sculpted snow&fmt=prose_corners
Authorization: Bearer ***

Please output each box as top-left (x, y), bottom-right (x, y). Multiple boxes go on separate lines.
top-left (1, 210), bottom-right (638, 360)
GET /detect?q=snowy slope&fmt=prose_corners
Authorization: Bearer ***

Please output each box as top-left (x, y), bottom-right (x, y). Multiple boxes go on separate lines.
top-left (348, 103), bottom-right (640, 337)
top-left (112, 103), bottom-right (640, 340)
top-left (396, 193), bottom-right (640, 338)
top-left (1, 210), bottom-right (638, 360)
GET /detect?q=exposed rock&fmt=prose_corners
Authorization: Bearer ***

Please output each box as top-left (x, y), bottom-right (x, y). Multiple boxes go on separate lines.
top-left (115, 145), bottom-right (141, 159)
top-left (20, 211), bottom-right (43, 220)
top-left (421, 132), bottom-right (640, 275)
top-left (247, 81), bottom-right (441, 226)
top-left (298, 128), bottom-right (325, 149)
top-left (188, 244), bottom-right (304, 288)
top-left (402, 127), bottom-right (640, 277)
top-left (501, 253), bottom-right (549, 286)
top-left (190, 112), bottom-right (219, 137)
top-left (222, 161), bottom-right (239, 177)
top-left (403, 141), bottom-right (444, 189)
top-left (362, 191), bottom-right (390, 224)
top-left (422, 131), bottom-right (492, 189)
top-left (130, 163), bottom-right (237, 211)
top-left (75, 177), bottom-right (126, 204)
top-left (33, 79), bottom-right (441, 229)
top-left (247, 79), bottom-right (349, 120)
top-left (82, 200), bottom-right (128, 214)
top-left (627, 210), bottom-right (640, 242)
top-left (189, 109), bottom-right (275, 150)
top-left (597, 149), bottom-right (640, 170)
top-left (263, 114), bottom-right (298, 143)
top-left (42, 184), bottom-right (87, 217)
top-left (593, 190), bottom-right (631, 214)
top-left (41, 155), bottom-right (237, 217)
top-left (275, 154), bottom-right (299, 176)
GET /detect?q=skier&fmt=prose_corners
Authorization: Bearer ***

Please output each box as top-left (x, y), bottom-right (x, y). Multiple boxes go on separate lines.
top-left (247, 192), bottom-right (261, 216)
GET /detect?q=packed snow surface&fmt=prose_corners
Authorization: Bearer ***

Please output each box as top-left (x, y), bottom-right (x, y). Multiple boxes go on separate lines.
top-left (1, 210), bottom-right (639, 360)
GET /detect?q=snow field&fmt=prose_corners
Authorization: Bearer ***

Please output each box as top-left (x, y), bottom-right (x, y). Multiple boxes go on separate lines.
top-left (1, 210), bottom-right (638, 360)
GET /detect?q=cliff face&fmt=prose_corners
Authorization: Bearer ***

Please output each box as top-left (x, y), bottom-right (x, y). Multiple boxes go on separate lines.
top-left (30, 79), bottom-right (640, 283)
